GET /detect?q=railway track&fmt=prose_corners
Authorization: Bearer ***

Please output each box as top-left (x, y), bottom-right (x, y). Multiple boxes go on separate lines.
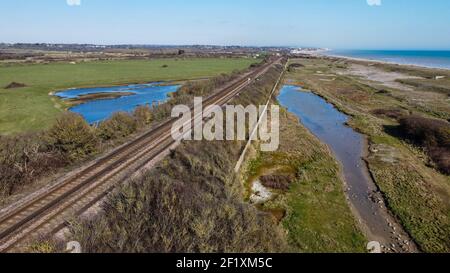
top-left (0, 58), bottom-right (281, 252)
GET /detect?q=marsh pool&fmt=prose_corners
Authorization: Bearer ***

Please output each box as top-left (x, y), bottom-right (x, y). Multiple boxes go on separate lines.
top-left (55, 82), bottom-right (180, 124)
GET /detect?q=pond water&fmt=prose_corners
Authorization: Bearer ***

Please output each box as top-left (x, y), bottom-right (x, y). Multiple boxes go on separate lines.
top-left (277, 85), bottom-right (413, 249)
top-left (55, 82), bottom-right (180, 124)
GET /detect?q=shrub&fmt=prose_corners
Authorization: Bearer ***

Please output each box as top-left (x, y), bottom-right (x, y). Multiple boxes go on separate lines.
top-left (260, 175), bottom-right (293, 191)
top-left (399, 115), bottom-right (450, 174)
top-left (0, 134), bottom-right (66, 196)
top-left (45, 112), bottom-right (98, 162)
top-left (98, 112), bottom-right (137, 141)
top-left (429, 147), bottom-right (450, 174)
top-left (371, 108), bottom-right (408, 120)
top-left (399, 115), bottom-right (450, 148)
top-left (133, 105), bottom-right (153, 128)
top-left (5, 82), bottom-right (27, 89)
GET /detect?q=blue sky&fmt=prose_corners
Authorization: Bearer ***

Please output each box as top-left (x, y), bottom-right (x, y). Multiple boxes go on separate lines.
top-left (1, 0), bottom-right (450, 49)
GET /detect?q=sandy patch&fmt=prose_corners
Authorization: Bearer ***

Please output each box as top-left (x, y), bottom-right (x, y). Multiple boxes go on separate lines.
top-left (340, 64), bottom-right (423, 91)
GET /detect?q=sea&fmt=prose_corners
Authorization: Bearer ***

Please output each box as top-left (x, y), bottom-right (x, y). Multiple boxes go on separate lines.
top-left (324, 50), bottom-right (450, 70)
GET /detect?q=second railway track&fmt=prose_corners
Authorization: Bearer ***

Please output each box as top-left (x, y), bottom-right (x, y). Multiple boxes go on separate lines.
top-left (0, 58), bottom-right (282, 252)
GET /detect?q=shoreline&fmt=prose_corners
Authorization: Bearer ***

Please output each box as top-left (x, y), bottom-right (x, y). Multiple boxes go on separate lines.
top-left (316, 51), bottom-right (450, 72)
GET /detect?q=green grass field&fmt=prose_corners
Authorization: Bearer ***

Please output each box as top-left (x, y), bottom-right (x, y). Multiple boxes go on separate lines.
top-left (0, 58), bottom-right (257, 135)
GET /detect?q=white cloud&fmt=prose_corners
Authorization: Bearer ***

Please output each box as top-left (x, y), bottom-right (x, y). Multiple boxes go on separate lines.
top-left (367, 0), bottom-right (381, 6)
top-left (67, 0), bottom-right (81, 6)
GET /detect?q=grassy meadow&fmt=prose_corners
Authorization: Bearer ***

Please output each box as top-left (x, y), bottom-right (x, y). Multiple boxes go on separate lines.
top-left (0, 58), bottom-right (257, 135)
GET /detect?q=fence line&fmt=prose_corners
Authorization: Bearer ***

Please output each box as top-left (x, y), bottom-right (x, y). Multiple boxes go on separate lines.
top-left (234, 60), bottom-right (288, 173)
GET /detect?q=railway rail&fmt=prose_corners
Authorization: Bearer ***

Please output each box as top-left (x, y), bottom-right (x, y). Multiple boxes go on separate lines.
top-left (0, 57), bottom-right (282, 252)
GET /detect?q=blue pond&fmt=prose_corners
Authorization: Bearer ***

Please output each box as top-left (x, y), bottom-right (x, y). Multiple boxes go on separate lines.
top-left (55, 83), bottom-right (180, 124)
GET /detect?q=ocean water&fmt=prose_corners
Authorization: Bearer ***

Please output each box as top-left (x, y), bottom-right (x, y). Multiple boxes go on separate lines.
top-left (55, 82), bottom-right (180, 124)
top-left (325, 50), bottom-right (450, 70)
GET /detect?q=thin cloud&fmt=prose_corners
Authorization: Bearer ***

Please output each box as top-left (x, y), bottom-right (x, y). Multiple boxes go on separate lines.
top-left (367, 0), bottom-right (382, 6)
top-left (67, 0), bottom-right (81, 6)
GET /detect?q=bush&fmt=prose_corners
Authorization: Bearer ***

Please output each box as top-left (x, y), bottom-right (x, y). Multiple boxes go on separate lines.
top-left (98, 112), bottom-right (137, 141)
top-left (371, 108), bottom-right (408, 120)
top-left (133, 105), bottom-right (153, 128)
top-left (399, 115), bottom-right (450, 148)
top-left (45, 112), bottom-right (98, 162)
top-left (399, 115), bottom-right (450, 174)
top-left (429, 147), bottom-right (450, 174)
top-left (5, 82), bottom-right (27, 89)
top-left (260, 175), bottom-right (293, 191)
top-left (0, 134), bottom-right (66, 196)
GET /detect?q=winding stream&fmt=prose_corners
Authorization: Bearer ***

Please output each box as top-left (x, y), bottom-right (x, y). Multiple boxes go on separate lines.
top-left (277, 85), bottom-right (416, 252)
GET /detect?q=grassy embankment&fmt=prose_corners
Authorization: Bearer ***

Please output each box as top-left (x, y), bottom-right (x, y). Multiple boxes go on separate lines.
top-left (286, 57), bottom-right (450, 252)
top-left (243, 104), bottom-right (366, 253)
top-left (0, 58), bottom-right (257, 135)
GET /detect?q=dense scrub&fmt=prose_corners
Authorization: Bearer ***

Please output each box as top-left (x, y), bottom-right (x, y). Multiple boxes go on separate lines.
top-left (46, 112), bottom-right (99, 162)
top-left (70, 65), bottom-right (289, 253)
top-left (98, 112), bottom-right (138, 141)
top-left (0, 134), bottom-right (67, 196)
top-left (399, 115), bottom-right (450, 174)
top-left (371, 110), bottom-right (449, 174)
top-left (260, 175), bottom-right (293, 191)
top-left (72, 140), bottom-right (287, 253)
top-left (371, 108), bottom-right (409, 120)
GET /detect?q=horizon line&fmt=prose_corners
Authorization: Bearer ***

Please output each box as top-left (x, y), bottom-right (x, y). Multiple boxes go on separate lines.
top-left (1, 42), bottom-right (450, 51)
